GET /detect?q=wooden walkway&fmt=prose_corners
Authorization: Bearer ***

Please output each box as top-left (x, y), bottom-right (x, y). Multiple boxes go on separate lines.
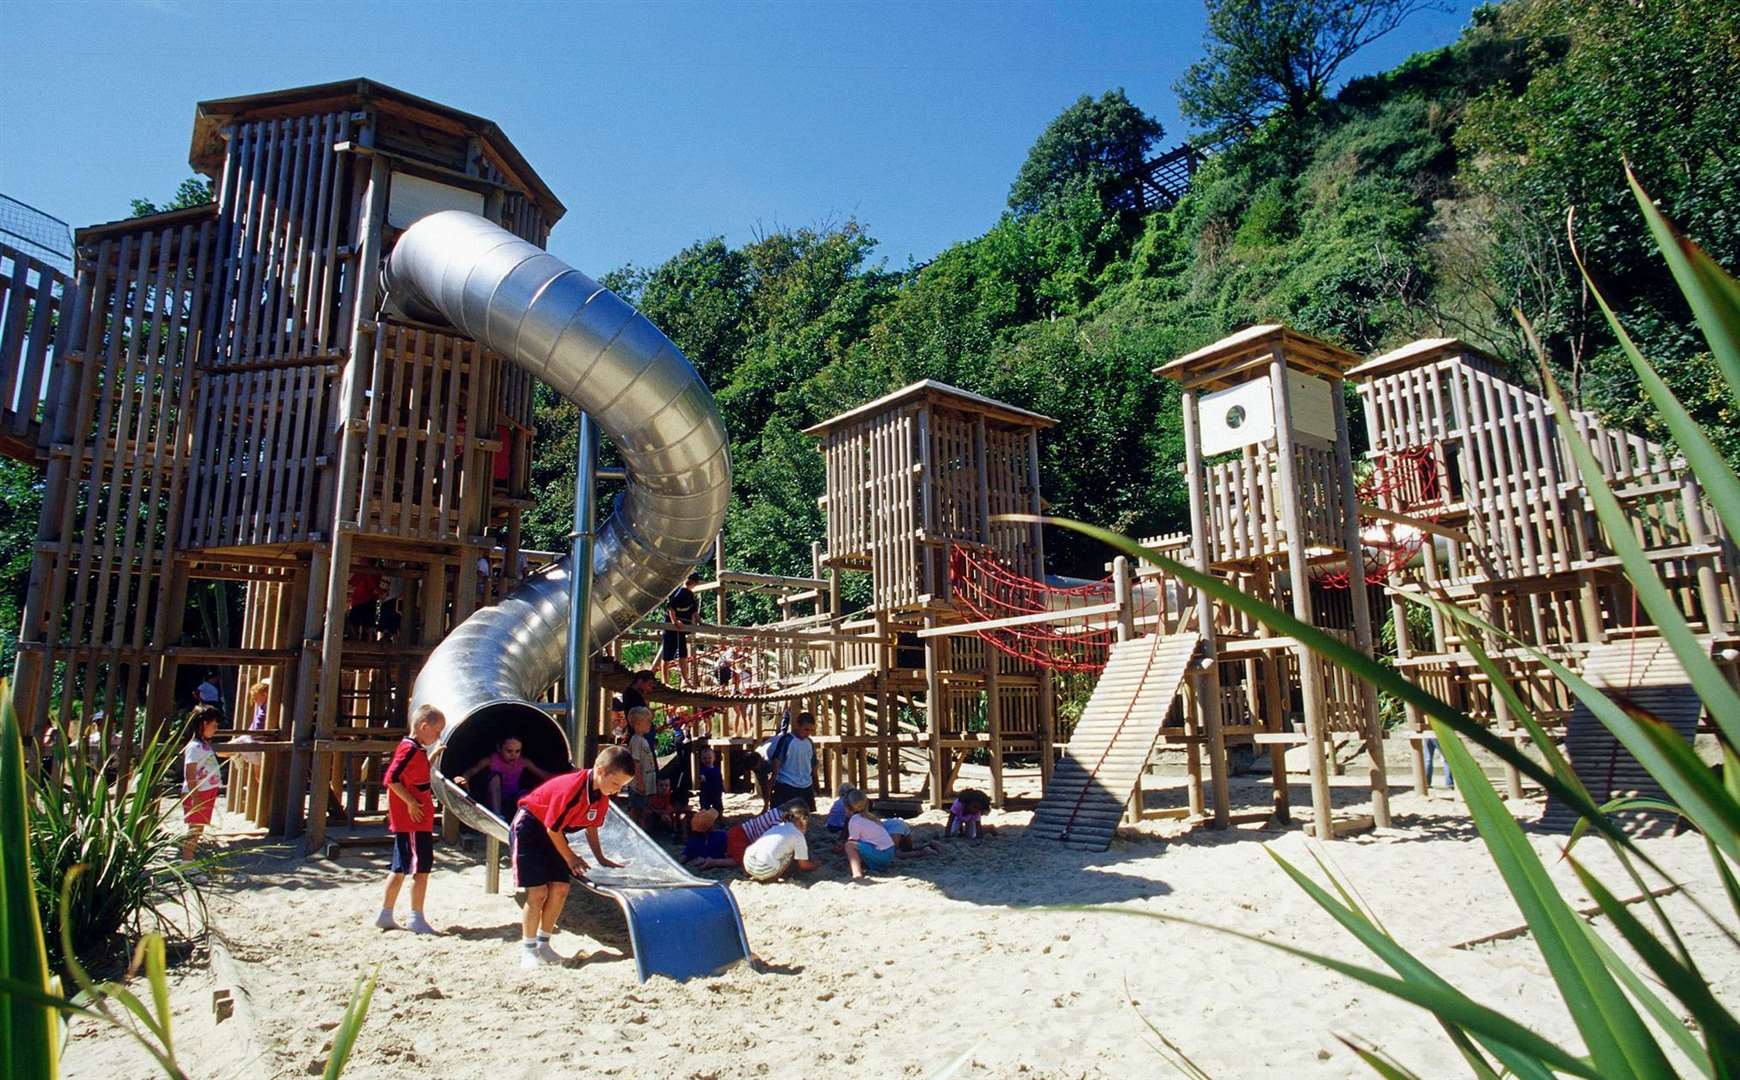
top-left (1029, 632), bottom-right (1201, 850)
top-left (1540, 639), bottom-right (1703, 836)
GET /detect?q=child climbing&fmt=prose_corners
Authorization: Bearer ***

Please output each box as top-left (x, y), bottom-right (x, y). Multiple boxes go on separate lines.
top-left (377, 704), bottom-right (447, 934)
top-left (509, 745), bottom-right (633, 968)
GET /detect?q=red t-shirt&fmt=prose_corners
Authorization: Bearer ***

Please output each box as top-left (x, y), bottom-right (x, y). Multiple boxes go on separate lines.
top-left (384, 737), bottom-right (434, 833)
top-left (519, 769), bottom-right (610, 832)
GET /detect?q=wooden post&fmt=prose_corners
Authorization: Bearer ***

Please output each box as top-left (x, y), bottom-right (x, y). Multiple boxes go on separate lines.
top-left (1268, 350), bottom-right (1335, 840)
top-left (924, 613), bottom-right (945, 810)
top-left (1333, 380), bottom-right (1390, 828)
top-left (1180, 387), bottom-right (1231, 828)
top-left (1112, 556), bottom-right (1134, 643)
top-left (308, 131), bottom-right (387, 851)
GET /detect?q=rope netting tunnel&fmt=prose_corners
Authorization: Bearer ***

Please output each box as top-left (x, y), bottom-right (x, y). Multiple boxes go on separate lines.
top-left (948, 546), bottom-right (1158, 673)
top-left (1317, 444), bottom-right (1446, 590)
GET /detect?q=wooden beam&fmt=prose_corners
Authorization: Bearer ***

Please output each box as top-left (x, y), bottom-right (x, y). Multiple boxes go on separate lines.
top-left (914, 601), bottom-right (1122, 638)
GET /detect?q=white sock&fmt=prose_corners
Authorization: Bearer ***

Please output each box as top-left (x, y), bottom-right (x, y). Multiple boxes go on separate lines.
top-left (522, 938), bottom-right (538, 950)
top-left (536, 931), bottom-right (551, 944)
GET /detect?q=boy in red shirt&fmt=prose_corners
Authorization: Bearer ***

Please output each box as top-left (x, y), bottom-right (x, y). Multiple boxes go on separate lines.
top-left (376, 704), bottom-right (446, 934)
top-left (510, 744), bottom-right (635, 968)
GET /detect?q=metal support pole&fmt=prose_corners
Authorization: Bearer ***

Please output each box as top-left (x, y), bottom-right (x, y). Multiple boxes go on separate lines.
top-left (569, 412), bottom-right (599, 768)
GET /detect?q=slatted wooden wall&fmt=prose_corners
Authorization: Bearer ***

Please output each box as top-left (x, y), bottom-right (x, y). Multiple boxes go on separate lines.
top-left (0, 242), bottom-right (74, 460)
top-left (16, 218), bottom-right (217, 748)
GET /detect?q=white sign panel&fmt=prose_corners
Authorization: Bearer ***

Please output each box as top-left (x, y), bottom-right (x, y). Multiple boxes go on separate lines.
top-left (1197, 370), bottom-right (1337, 455)
top-left (387, 172), bottom-right (486, 231)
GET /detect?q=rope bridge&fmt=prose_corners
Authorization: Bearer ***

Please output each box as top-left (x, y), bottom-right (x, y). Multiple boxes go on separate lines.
top-left (1318, 444), bottom-right (1446, 590)
top-left (948, 547), bottom-right (1156, 672)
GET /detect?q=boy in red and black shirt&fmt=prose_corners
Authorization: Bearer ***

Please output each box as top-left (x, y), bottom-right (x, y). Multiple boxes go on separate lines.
top-left (376, 704), bottom-right (446, 934)
top-left (509, 744), bottom-right (635, 968)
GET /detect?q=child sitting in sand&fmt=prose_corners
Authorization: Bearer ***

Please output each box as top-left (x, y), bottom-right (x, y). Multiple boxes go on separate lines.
top-left (824, 782), bottom-right (860, 836)
top-left (947, 788), bottom-right (992, 839)
top-left (680, 808), bottom-right (730, 865)
top-left (741, 802), bottom-right (817, 883)
top-left (626, 706), bottom-right (658, 824)
top-left (509, 745), bottom-right (633, 968)
top-left (844, 791), bottom-right (939, 879)
top-left (454, 736), bottom-right (555, 820)
top-left (682, 802), bottom-right (789, 870)
top-left (377, 704), bottom-right (446, 934)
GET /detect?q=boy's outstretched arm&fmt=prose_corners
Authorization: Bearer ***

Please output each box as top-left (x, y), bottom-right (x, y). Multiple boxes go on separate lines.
top-left (586, 826), bottom-right (623, 869)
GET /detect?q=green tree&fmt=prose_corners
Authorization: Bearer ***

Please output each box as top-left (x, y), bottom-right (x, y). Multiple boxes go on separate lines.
top-left (128, 176), bottom-right (212, 219)
top-left (1007, 90), bottom-right (1162, 217)
top-left (1177, 0), bottom-right (1442, 138)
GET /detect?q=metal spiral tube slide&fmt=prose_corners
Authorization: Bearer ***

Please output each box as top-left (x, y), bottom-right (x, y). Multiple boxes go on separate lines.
top-left (387, 210), bottom-right (730, 829)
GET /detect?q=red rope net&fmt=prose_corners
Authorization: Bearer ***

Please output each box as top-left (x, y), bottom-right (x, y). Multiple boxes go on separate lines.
top-left (1317, 444), bottom-right (1445, 590)
top-left (948, 547), bottom-right (1153, 673)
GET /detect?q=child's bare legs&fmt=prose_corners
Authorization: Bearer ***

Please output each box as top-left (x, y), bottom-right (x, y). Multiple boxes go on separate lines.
top-left (410, 872), bottom-right (429, 916)
top-left (181, 824), bottom-right (204, 862)
top-left (693, 857), bottom-right (738, 869)
top-left (520, 881), bottom-right (569, 966)
top-left (845, 840), bottom-right (866, 880)
top-left (488, 774), bottom-right (505, 818)
top-left (382, 871), bottom-right (406, 912)
top-left (896, 842), bottom-right (940, 859)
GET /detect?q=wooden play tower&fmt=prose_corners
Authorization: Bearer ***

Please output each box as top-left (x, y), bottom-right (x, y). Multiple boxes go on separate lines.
top-left (6, 80), bottom-right (555, 845)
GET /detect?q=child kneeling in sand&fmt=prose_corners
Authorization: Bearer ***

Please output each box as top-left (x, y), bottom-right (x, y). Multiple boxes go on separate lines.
top-left (844, 791), bottom-right (938, 879)
top-left (509, 745), bottom-right (633, 969)
top-left (946, 788), bottom-right (993, 839)
top-left (377, 704), bottom-right (446, 934)
top-left (741, 802), bottom-right (816, 882)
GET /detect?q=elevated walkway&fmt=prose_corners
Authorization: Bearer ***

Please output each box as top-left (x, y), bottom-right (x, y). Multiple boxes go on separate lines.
top-left (1540, 638), bottom-right (1703, 836)
top-left (1029, 632), bottom-right (1201, 850)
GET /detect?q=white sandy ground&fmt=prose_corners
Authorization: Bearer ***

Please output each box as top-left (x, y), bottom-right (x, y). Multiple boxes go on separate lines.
top-left (60, 770), bottom-right (1740, 1080)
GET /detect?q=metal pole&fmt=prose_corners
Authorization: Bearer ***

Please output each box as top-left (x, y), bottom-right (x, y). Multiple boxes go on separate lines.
top-left (568, 412), bottom-right (598, 768)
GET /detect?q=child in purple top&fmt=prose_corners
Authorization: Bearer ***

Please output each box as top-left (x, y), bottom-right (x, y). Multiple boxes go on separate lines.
top-left (457, 737), bottom-right (554, 820)
top-left (946, 788), bottom-right (992, 839)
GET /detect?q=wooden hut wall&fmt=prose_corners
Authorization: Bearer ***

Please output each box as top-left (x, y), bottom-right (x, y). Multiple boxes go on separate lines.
top-left (819, 406), bottom-right (922, 612)
top-left (0, 243), bottom-right (75, 459)
top-left (16, 218), bottom-right (218, 743)
top-left (204, 113), bottom-right (359, 370)
top-left (352, 323), bottom-right (499, 542)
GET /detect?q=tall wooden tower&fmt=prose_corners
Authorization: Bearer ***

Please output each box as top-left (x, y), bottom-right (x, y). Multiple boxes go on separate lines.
top-left (1157, 325), bottom-right (1391, 839)
top-left (11, 80), bottom-right (559, 845)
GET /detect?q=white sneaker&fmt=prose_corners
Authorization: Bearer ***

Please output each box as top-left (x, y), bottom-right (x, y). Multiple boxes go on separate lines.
top-left (374, 911), bottom-right (399, 931)
top-left (407, 914), bottom-right (437, 936)
top-left (519, 946), bottom-right (546, 970)
top-left (535, 940), bottom-right (562, 964)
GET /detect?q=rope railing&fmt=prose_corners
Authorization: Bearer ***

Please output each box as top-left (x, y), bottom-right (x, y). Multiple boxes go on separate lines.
top-left (1318, 444), bottom-right (1447, 590)
top-left (948, 547), bottom-right (1159, 672)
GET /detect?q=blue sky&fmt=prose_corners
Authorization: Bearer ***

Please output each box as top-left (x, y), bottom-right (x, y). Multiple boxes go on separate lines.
top-left (2, 0), bottom-right (1476, 277)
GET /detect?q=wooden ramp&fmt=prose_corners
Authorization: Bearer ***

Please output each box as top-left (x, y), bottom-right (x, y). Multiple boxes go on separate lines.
top-left (1029, 633), bottom-right (1201, 850)
top-left (1539, 639), bottom-right (1703, 836)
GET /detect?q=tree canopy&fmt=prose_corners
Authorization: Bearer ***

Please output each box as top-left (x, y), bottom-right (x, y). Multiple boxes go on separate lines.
top-left (1176, 0), bottom-right (1441, 137)
top-left (1007, 90), bottom-right (1162, 216)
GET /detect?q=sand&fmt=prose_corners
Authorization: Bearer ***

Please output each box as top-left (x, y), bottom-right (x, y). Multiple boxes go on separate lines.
top-left (60, 773), bottom-right (1740, 1079)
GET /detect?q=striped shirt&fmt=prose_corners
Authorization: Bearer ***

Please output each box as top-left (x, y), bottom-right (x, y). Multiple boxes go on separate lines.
top-left (739, 806), bottom-right (784, 844)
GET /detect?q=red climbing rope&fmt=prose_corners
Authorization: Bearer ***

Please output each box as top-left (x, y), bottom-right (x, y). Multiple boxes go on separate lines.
top-left (1318, 444), bottom-right (1447, 590)
top-left (948, 547), bottom-right (1156, 672)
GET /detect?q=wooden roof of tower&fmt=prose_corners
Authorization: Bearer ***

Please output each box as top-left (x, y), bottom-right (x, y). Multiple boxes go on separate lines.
top-left (1154, 323), bottom-right (1362, 390)
top-left (1346, 337), bottom-right (1507, 381)
top-left (187, 78), bottom-right (566, 224)
top-left (802, 379), bottom-right (1057, 437)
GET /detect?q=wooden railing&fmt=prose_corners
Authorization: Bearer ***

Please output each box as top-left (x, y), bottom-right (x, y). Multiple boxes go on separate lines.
top-left (0, 241), bottom-right (75, 461)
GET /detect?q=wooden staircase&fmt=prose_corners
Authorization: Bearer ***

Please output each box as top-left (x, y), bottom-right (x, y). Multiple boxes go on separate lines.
top-left (1029, 632), bottom-right (1201, 850)
top-left (1540, 638), bottom-right (1703, 836)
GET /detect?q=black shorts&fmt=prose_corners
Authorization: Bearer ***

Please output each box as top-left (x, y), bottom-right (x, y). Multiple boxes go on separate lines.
top-left (390, 831), bottom-right (434, 875)
top-left (511, 809), bottom-right (570, 889)
top-left (659, 628), bottom-right (689, 661)
top-left (770, 782), bottom-right (815, 812)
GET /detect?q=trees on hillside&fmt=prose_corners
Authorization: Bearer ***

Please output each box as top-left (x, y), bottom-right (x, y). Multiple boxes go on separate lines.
top-left (1007, 90), bottom-right (1162, 217)
top-left (1176, 0), bottom-right (1441, 138)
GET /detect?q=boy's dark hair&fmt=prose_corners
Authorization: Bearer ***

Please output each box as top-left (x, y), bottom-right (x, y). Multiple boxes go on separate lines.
top-left (793, 711), bottom-right (816, 730)
top-left (630, 669), bottom-right (656, 686)
top-left (955, 788), bottom-right (992, 814)
top-left (595, 744), bottom-right (635, 776)
top-left (686, 571), bottom-right (703, 584)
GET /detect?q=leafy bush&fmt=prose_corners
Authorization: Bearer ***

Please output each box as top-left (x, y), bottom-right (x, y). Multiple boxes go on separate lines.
top-left (29, 718), bottom-right (204, 975)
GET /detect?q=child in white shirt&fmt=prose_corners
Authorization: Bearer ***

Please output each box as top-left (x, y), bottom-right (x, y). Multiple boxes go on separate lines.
top-left (741, 802), bottom-right (816, 882)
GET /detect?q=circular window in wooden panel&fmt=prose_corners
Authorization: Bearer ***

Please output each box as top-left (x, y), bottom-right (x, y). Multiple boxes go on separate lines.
top-left (1225, 404), bottom-right (1247, 429)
